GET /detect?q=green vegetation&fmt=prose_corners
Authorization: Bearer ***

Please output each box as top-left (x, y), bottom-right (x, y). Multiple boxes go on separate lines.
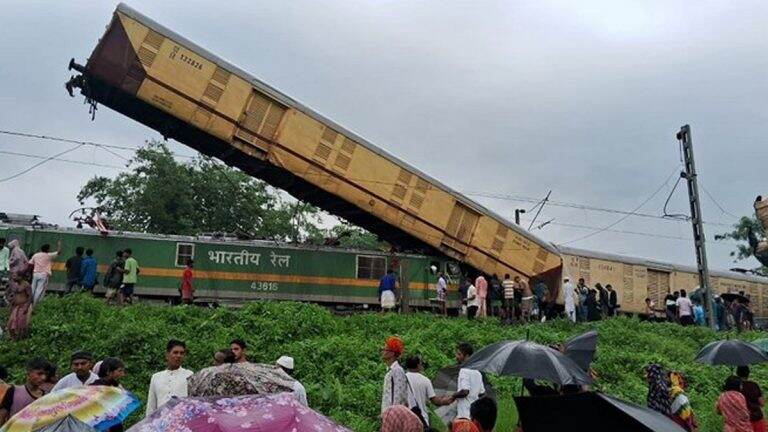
top-left (1, 295), bottom-right (766, 431)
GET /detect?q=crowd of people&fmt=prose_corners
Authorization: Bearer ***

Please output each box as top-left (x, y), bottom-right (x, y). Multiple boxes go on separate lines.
top-left (380, 336), bottom-right (496, 432)
top-left (0, 338), bottom-right (307, 430)
top-left (644, 289), bottom-right (757, 332)
top-left (645, 363), bottom-right (765, 432)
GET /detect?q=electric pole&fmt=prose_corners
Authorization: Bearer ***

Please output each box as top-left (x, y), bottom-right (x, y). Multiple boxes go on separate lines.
top-left (676, 125), bottom-right (716, 329)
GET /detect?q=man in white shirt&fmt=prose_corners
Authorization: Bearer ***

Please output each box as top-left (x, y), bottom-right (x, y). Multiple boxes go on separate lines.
top-left (146, 340), bottom-right (193, 416)
top-left (436, 272), bottom-right (448, 317)
top-left (676, 289), bottom-right (695, 326)
top-left (51, 351), bottom-right (98, 392)
top-left (405, 355), bottom-right (454, 426)
top-left (276, 356), bottom-right (308, 406)
top-left (381, 336), bottom-right (408, 414)
top-left (466, 280), bottom-right (479, 320)
top-left (563, 277), bottom-right (576, 323)
top-left (454, 342), bottom-right (485, 421)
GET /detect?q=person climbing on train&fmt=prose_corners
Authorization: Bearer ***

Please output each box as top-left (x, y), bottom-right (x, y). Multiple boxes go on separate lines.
top-left (28, 240), bottom-right (61, 304)
top-left (180, 258), bottom-right (194, 305)
top-left (378, 269), bottom-right (398, 313)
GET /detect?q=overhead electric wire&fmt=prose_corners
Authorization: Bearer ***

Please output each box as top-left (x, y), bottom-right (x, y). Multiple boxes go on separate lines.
top-left (0, 150), bottom-right (124, 169)
top-left (700, 182), bottom-right (740, 219)
top-left (0, 144), bottom-right (85, 184)
top-left (559, 166), bottom-right (682, 245)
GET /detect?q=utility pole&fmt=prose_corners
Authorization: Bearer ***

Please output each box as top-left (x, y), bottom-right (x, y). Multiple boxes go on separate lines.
top-left (399, 259), bottom-right (410, 314)
top-left (676, 125), bottom-right (716, 329)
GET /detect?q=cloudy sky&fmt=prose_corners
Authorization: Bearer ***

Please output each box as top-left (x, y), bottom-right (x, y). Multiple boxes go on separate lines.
top-left (1, 0), bottom-right (766, 271)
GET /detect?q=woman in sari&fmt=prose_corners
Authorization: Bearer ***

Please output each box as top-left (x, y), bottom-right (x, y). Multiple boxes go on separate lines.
top-left (7, 272), bottom-right (33, 340)
top-left (669, 372), bottom-right (698, 431)
top-left (381, 405), bottom-right (424, 432)
top-left (6, 240), bottom-right (29, 303)
top-left (717, 376), bottom-right (752, 432)
top-left (645, 364), bottom-right (671, 416)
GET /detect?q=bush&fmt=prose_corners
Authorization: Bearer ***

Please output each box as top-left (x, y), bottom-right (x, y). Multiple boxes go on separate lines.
top-left (0, 295), bottom-right (765, 431)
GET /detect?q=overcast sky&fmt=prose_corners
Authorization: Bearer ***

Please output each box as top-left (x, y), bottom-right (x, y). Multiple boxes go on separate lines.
top-left (1, 0), bottom-right (766, 271)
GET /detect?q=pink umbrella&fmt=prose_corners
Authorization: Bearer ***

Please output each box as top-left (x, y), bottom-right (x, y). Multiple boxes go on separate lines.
top-left (127, 393), bottom-right (351, 432)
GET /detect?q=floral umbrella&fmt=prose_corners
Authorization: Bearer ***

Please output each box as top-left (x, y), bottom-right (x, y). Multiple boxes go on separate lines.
top-left (0, 386), bottom-right (140, 432)
top-left (127, 393), bottom-right (351, 432)
top-left (187, 363), bottom-right (295, 397)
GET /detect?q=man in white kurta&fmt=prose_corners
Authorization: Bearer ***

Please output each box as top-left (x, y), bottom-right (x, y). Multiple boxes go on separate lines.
top-left (563, 277), bottom-right (576, 323)
top-left (276, 356), bottom-right (308, 406)
top-left (146, 340), bottom-right (193, 416)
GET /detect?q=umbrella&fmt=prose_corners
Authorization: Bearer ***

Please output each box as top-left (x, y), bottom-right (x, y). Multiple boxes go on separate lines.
top-left (721, 292), bottom-right (749, 304)
top-left (0, 386), bottom-right (140, 432)
top-left (127, 392), bottom-right (351, 432)
top-left (563, 330), bottom-right (598, 371)
top-left (187, 363), bottom-right (296, 397)
top-left (35, 416), bottom-right (96, 432)
top-left (462, 340), bottom-right (592, 386)
top-left (752, 338), bottom-right (768, 353)
top-left (695, 340), bottom-right (768, 366)
top-left (432, 366), bottom-right (496, 426)
top-left (515, 392), bottom-right (685, 432)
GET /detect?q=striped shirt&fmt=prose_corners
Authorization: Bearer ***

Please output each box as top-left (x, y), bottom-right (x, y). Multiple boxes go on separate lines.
top-left (502, 279), bottom-right (516, 300)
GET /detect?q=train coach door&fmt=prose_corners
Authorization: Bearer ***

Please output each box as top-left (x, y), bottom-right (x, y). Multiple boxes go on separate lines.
top-left (647, 269), bottom-right (670, 308)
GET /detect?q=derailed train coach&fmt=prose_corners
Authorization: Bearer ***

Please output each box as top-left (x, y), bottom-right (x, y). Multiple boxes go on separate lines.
top-left (0, 224), bottom-right (463, 308)
top-left (66, 3), bottom-right (563, 293)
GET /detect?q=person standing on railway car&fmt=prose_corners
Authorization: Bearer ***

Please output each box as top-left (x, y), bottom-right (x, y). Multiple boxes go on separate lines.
top-left (474, 275), bottom-right (488, 318)
top-left (120, 249), bottom-right (139, 305)
top-left (381, 336), bottom-right (408, 414)
top-left (28, 240), bottom-right (61, 304)
top-left (379, 269), bottom-right (398, 313)
top-left (79, 249), bottom-right (98, 292)
top-left (64, 247), bottom-right (84, 293)
top-left (180, 258), bottom-right (194, 305)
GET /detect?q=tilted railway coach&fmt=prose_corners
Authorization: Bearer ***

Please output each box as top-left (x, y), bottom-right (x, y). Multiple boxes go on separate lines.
top-left (66, 3), bottom-right (562, 289)
top-left (3, 223), bottom-right (766, 317)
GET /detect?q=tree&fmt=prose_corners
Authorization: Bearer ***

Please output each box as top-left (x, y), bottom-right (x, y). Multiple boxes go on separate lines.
top-left (715, 215), bottom-right (768, 274)
top-left (77, 141), bottom-right (321, 240)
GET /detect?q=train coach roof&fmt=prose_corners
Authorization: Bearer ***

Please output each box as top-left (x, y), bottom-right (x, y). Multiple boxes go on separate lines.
top-left (113, 3), bottom-right (560, 257)
top-left (557, 245), bottom-right (768, 284)
top-left (0, 223), bottom-right (429, 258)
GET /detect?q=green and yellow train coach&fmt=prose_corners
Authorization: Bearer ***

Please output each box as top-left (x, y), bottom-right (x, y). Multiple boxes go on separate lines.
top-left (0, 224), bottom-right (461, 308)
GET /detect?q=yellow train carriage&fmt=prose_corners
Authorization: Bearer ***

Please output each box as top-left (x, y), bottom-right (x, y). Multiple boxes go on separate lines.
top-left (68, 3), bottom-right (562, 285)
top-left (558, 246), bottom-right (768, 318)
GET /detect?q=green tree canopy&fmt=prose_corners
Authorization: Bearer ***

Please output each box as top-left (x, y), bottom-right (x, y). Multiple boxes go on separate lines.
top-left (715, 215), bottom-right (767, 274)
top-left (77, 141), bottom-right (324, 241)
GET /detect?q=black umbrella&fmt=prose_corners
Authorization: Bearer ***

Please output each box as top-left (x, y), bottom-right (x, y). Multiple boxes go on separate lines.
top-left (721, 292), bottom-right (750, 304)
top-left (462, 340), bottom-right (592, 385)
top-left (695, 340), bottom-right (768, 366)
top-left (514, 392), bottom-right (686, 432)
top-left (35, 416), bottom-right (97, 432)
top-left (563, 330), bottom-right (598, 371)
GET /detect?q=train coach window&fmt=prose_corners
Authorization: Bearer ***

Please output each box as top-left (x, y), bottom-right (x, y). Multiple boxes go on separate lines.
top-left (357, 255), bottom-right (386, 280)
top-left (175, 243), bottom-right (195, 267)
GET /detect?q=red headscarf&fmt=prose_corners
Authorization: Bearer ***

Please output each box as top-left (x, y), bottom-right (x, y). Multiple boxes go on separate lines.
top-left (452, 419), bottom-right (481, 432)
top-left (381, 405), bottom-right (422, 432)
top-left (384, 336), bottom-right (405, 356)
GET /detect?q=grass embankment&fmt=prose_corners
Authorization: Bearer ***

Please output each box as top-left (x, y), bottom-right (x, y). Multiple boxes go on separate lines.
top-left (0, 295), bottom-right (765, 431)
